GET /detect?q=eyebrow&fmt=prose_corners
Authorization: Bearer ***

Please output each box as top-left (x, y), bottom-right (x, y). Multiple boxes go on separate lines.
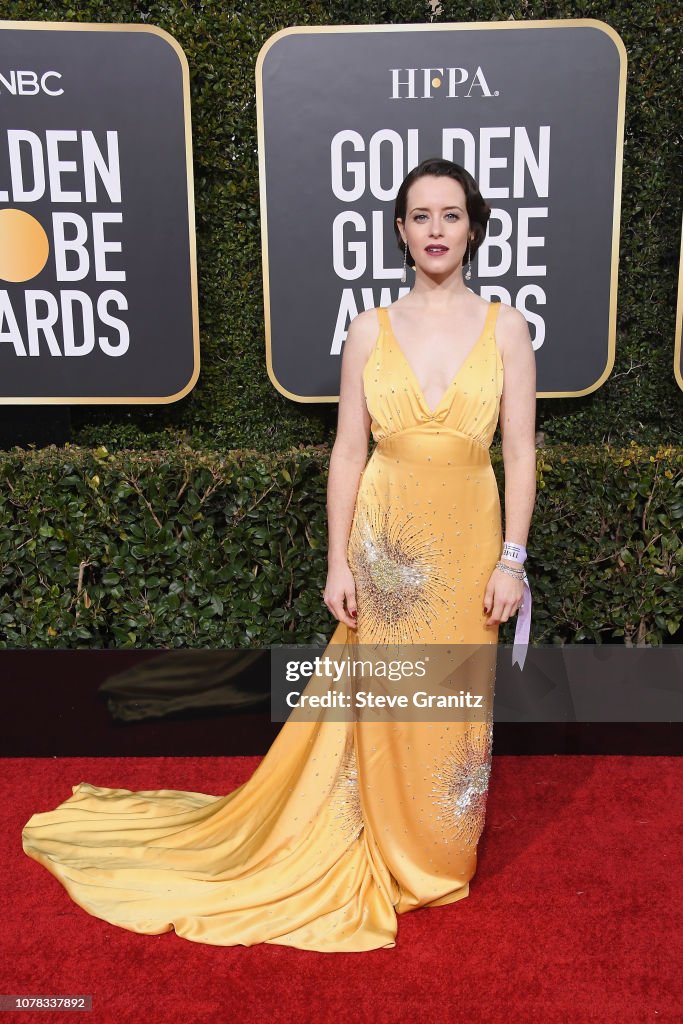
top-left (409, 205), bottom-right (464, 213)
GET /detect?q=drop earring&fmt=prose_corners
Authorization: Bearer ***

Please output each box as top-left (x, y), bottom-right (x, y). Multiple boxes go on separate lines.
top-left (465, 240), bottom-right (472, 281)
top-left (401, 239), bottom-right (408, 283)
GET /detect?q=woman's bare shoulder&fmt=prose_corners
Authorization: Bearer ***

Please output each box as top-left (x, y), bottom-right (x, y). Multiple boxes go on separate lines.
top-left (493, 299), bottom-right (536, 366)
top-left (494, 300), bottom-right (532, 358)
top-left (351, 306), bottom-right (384, 330)
top-left (344, 307), bottom-right (383, 363)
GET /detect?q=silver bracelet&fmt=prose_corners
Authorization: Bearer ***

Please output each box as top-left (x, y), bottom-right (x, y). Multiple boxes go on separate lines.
top-left (495, 560), bottom-right (525, 578)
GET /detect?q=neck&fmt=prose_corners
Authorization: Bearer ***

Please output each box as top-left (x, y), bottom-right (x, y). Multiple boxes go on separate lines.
top-left (409, 271), bottom-right (470, 306)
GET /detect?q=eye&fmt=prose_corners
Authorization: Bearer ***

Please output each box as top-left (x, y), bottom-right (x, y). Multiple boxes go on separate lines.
top-left (412, 212), bottom-right (459, 221)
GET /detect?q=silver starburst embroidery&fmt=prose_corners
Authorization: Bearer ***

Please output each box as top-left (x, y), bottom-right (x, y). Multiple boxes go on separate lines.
top-left (431, 720), bottom-right (493, 846)
top-left (329, 736), bottom-right (364, 842)
top-left (347, 504), bottom-right (452, 644)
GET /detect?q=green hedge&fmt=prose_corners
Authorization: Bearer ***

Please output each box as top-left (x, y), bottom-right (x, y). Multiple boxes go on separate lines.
top-left (0, 0), bottom-right (679, 450)
top-left (0, 442), bottom-right (679, 648)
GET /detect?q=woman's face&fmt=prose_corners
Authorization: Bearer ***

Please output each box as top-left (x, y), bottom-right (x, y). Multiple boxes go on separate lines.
top-left (397, 175), bottom-right (472, 277)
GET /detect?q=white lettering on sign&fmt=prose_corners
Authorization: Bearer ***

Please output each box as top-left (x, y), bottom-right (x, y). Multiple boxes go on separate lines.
top-left (0, 70), bottom-right (64, 97)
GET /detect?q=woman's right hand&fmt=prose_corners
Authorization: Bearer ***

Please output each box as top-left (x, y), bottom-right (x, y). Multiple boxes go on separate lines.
top-left (323, 561), bottom-right (358, 629)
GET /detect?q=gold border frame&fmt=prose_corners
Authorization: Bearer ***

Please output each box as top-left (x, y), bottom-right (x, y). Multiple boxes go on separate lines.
top-left (674, 213), bottom-right (683, 392)
top-left (255, 19), bottom-right (628, 402)
top-left (0, 19), bottom-right (199, 405)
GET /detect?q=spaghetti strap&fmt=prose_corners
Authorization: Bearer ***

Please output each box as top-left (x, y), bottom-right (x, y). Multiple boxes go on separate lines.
top-left (484, 299), bottom-right (499, 331)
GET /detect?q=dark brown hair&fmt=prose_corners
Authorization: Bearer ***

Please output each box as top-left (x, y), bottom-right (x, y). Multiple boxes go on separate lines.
top-left (394, 158), bottom-right (491, 269)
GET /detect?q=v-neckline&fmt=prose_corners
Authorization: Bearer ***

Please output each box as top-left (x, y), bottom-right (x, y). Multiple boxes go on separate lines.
top-left (382, 301), bottom-right (494, 417)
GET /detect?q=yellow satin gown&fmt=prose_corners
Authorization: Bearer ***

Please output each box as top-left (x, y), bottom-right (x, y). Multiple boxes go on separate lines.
top-left (22, 299), bottom-right (504, 953)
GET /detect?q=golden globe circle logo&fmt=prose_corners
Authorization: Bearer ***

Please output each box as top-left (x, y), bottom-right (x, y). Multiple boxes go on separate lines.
top-left (0, 209), bottom-right (49, 281)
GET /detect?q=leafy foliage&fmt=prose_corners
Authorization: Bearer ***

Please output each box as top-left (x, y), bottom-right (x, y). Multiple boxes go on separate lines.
top-left (0, 443), bottom-right (679, 648)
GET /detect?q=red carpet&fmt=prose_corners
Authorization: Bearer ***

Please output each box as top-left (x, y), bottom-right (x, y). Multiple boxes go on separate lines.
top-left (2, 755), bottom-right (680, 1023)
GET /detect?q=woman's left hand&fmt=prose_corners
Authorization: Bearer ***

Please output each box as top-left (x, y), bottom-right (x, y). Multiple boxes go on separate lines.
top-left (483, 565), bottom-right (525, 626)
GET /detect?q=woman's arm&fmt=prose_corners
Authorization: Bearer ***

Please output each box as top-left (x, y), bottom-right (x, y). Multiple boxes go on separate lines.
top-left (323, 310), bottom-right (375, 628)
top-left (484, 304), bottom-right (537, 625)
top-left (499, 304), bottom-right (537, 553)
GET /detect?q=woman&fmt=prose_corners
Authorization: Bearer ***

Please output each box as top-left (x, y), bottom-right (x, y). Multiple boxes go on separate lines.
top-left (22, 158), bottom-right (537, 953)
